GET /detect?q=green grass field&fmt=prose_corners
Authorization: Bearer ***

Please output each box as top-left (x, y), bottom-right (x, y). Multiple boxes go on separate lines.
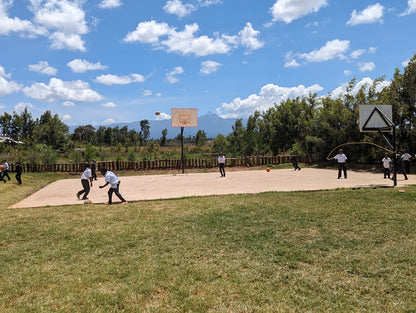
top-left (1, 173), bottom-right (415, 312)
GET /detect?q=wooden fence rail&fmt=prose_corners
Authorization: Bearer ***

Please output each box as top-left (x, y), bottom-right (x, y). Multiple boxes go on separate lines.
top-left (8, 154), bottom-right (319, 173)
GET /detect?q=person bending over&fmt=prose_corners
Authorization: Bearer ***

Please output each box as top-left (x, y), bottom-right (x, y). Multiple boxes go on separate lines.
top-left (99, 167), bottom-right (127, 205)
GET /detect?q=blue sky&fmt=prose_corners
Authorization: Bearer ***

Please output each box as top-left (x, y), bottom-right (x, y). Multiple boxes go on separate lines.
top-left (0, 0), bottom-right (415, 127)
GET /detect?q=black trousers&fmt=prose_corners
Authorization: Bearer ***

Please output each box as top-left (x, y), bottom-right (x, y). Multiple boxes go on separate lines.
top-left (15, 172), bottom-right (22, 184)
top-left (108, 182), bottom-right (126, 204)
top-left (338, 163), bottom-right (347, 178)
top-left (383, 168), bottom-right (390, 178)
top-left (219, 163), bottom-right (225, 176)
top-left (404, 160), bottom-right (410, 174)
top-left (77, 179), bottom-right (90, 199)
top-left (2, 170), bottom-right (10, 180)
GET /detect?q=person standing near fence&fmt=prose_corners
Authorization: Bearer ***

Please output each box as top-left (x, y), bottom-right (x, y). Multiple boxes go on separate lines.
top-left (15, 161), bottom-right (22, 184)
top-left (290, 153), bottom-right (301, 171)
top-left (99, 167), bottom-right (127, 205)
top-left (91, 160), bottom-right (97, 181)
top-left (76, 163), bottom-right (93, 200)
top-left (327, 148), bottom-right (347, 179)
top-left (218, 152), bottom-right (226, 177)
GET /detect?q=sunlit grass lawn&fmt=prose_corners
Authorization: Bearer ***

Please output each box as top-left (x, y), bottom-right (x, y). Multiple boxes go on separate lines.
top-left (0, 173), bottom-right (415, 312)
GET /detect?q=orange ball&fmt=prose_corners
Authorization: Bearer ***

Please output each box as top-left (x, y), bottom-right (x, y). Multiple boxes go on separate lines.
top-left (0, 165), bottom-right (4, 170)
top-left (266, 167), bottom-right (270, 172)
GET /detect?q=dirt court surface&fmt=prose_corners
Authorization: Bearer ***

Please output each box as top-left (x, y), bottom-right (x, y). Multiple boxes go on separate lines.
top-left (9, 168), bottom-right (414, 209)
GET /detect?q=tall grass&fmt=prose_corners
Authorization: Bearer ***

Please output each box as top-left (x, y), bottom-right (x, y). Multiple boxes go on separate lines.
top-left (1, 174), bottom-right (415, 312)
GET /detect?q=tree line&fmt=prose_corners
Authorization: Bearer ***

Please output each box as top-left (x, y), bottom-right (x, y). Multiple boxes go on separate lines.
top-left (1, 54), bottom-right (415, 164)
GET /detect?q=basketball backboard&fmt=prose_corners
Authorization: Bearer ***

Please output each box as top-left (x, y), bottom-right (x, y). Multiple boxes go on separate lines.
top-left (171, 108), bottom-right (198, 127)
top-left (359, 105), bottom-right (393, 132)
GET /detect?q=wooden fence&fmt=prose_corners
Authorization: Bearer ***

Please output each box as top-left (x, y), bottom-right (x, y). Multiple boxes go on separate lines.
top-left (8, 154), bottom-right (319, 173)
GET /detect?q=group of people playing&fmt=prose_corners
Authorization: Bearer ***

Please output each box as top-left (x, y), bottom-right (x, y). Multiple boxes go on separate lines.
top-left (381, 150), bottom-right (413, 180)
top-left (0, 159), bottom-right (22, 184)
top-left (76, 160), bottom-right (127, 205)
top-left (328, 148), bottom-right (414, 180)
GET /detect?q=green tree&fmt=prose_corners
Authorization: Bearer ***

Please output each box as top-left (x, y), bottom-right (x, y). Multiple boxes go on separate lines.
top-left (226, 118), bottom-right (246, 156)
top-left (72, 125), bottom-right (96, 144)
top-left (213, 133), bottom-right (230, 155)
top-left (195, 130), bottom-right (207, 148)
top-left (140, 119), bottom-right (150, 145)
top-left (0, 112), bottom-right (13, 137)
top-left (160, 128), bottom-right (168, 147)
top-left (32, 110), bottom-right (69, 149)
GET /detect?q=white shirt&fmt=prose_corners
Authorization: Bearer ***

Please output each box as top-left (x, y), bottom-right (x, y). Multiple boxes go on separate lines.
top-left (218, 155), bottom-right (226, 164)
top-left (2, 162), bottom-right (9, 170)
top-left (81, 168), bottom-right (92, 180)
top-left (382, 157), bottom-right (391, 169)
top-left (334, 153), bottom-right (347, 163)
top-left (105, 171), bottom-right (120, 188)
top-left (401, 153), bottom-right (412, 161)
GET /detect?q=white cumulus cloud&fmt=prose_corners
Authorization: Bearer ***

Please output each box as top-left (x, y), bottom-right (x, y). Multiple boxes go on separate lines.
top-left (124, 20), bottom-right (263, 57)
top-left (101, 101), bottom-right (118, 108)
top-left (166, 66), bottom-right (184, 84)
top-left (67, 59), bottom-right (108, 73)
top-left (23, 78), bottom-right (104, 102)
top-left (163, 0), bottom-right (196, 18)
top-left (30, 0), bottom-right (89, 51)
top-left (99, 0), bottom-right (122, 9)
top-left (0, 65), bottom-right (21, 96)
top-left (28, 61), bottom-right (57, 75)
top-left (95, 74), bottom-right (145, 85)
top-left (347, 3), bottom-right (384, 26)
top-left (0, 0), bottom-right (47, 37)
top-left (358, 61), bottom-right (376, 72)
top-left (296, 39), bottom-right (350, 64)
top-left (61, 114), bottom-right (71, 121)
top-left (155, 112), bottom-right (171, 120)
top-left (270, 0), bottom-right (328, 24)
top-left (14, 102), bottom-right (34, 113)
top-left (216, 83), bottom-right (323, 118)
top-left (401, 0), bottom-right (416, 16)
top-left (350, 49), bottom-right (366, 59)
top-left (200, 60), bottom-right (222, 75)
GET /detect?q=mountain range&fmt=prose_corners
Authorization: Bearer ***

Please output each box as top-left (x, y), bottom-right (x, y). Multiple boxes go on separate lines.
top-left (68, 113), bottom-right (239, 139)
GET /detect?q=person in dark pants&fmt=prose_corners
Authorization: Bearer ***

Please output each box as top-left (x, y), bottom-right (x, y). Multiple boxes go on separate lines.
top-left (401, 151), bottom-right (412, 174)
top-left (396, 153), bottom-right (408, 180)
top-left (327, 148), bottom-right (347, 179)
top-left (91, 160), bottom-right (97, 181)
top-left (2, 159), bottom-right (11, 181)
top-left (218, 152), bottom-right (226, 177)
top-left (382, 153), bottom-right (391, 179)
top-left (0, 166), bottom-right (6, 183)
top-left (15, 161), bottom-right (22, 184)
top-left (76, 163), bottom-right (93, 200)
top-left (99, 167), bottom-right (127, 205)
top-left (290, 153), bottom-right (301, 171)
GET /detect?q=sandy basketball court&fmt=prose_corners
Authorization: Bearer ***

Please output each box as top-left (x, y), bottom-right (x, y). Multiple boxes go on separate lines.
top-left (9, 168), bottom-right (414, 209)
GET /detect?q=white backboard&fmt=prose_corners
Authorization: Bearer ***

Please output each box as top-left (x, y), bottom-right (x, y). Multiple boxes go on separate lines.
top-left (359, 105), bottom-right (393, 132)
top-left (171, 108), bottom-right (198, 127)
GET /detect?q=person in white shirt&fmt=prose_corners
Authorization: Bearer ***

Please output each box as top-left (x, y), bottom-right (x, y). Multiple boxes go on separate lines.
top-left (2, 159), bottom-right (10, 181)
top-left (382, 153), bottom-right (392, 179)
top-left (76, 163), bottom-right (93, 200)
top-left (401, 150), bottom-right (412, 174)
top-left (218, 152), bottom-right (226, 177)
top-left (327, 148), bottom-right (347, 179)
top-left (99, 167), bottom-right (127, 204)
